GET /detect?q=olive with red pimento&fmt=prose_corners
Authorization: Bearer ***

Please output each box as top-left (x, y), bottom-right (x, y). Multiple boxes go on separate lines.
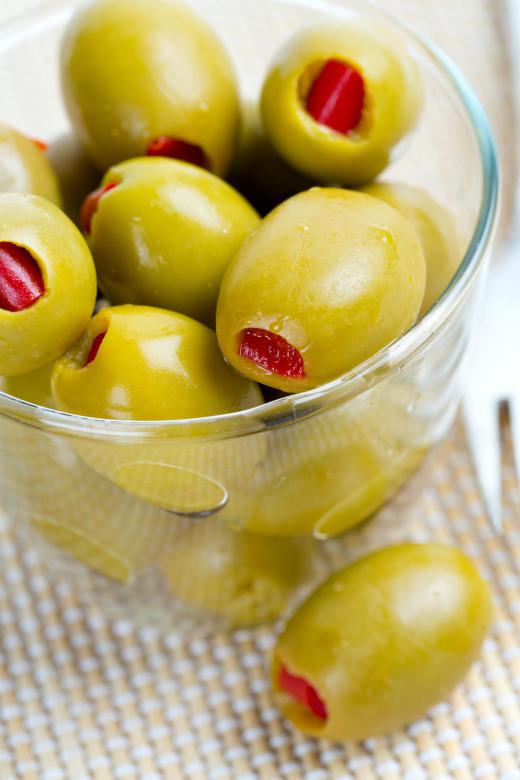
top-left (273, 544), bottom-right (492, 741)
top-left (0, 193), bottom-right (96, 377)
top-left (216, 188), bottom-right (426, 393)
top-left (60, 0), bottom-right (240, 175)
top-left (261, 22), bottom-right (423, 185)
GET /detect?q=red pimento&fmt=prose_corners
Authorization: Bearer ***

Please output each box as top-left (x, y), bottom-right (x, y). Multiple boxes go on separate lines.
top-left (306, 59), bottom-right (365, 134)
top-left (81, 182), bottom-right (118, 234)
top-left (31, 138), bottom-right (48, 152)
top-left (85, 332), bottom-right (106, 366)
top-left (239, 328), bottom-right (305, 380)
top-left (0, 242), bottom-right (45, 312)
top-left (279, 665), bottom-right (328, 720)
top-left (31, 138), bottom-right (49, 152)
top-left (147, 136), bottom-right (208, 169)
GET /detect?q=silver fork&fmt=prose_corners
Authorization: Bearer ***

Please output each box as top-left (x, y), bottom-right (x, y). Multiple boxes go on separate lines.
top-left (462, 0), bottom-right (520, 532)
top-left (463, 239), bottom-right (520, 531)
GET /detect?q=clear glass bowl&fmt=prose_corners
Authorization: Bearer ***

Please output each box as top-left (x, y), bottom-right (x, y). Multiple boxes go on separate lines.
top-left (0, 0), bottom-right (498, 632)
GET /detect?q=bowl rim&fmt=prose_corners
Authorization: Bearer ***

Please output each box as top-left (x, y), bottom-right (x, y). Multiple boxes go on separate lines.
top-left (0, 0), bottom-right (500, 441)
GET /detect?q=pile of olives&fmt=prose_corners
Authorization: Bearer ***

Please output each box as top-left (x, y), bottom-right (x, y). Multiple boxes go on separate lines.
top-left (0, 0), bottom-right (491, 743)
top-left (0, 0), bottom-right (461, 407)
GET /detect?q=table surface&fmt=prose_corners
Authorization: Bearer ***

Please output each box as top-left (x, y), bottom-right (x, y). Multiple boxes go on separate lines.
top-left (1, 1), bottom-right (519, 779)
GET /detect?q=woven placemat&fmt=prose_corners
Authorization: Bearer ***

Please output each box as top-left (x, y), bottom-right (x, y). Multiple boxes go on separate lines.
top-left (1, 423), bottom-right (519, 780)
top-left (1, 0), bottom-right (519, 778)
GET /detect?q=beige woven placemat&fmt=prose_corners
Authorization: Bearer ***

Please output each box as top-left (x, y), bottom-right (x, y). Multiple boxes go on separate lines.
top-left (0, 424), bottom-right (519, 780)
top-left (0, 1), bottom-right (519, 779)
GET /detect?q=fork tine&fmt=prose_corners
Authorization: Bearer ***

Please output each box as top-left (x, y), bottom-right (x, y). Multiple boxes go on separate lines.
top-left (509, 399), bottom-right (520, 496)
top-left (463, 399), bottom-right (503, 532)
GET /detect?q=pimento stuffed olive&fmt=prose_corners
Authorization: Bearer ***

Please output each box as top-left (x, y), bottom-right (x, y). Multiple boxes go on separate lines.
top-left (51, 305), bottom-right (263, 420)
top-left (261, 22), bottom-right (423, 185)
top-left (217, 188), bottom-right (426, 392)
top-left (0, 194), bottom-right (96, 376)
top-left (61, 0), bottom-right (240, 175)
top-left (273, 544), bottom-right (492, 741)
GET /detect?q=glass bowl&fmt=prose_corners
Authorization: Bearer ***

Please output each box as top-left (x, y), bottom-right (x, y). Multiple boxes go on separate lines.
top-left (0, 0), bottom-right (498, 633)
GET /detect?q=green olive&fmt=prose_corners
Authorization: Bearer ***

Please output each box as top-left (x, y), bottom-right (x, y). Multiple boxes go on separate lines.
top-left (51, 304), bottom-right (263, 420)
top-left (261, 22), bottom-right (423, 185)
top-left (0, 123), bottom-right (61, 205)
top-left (229, 103), bottom-right (315, 215)
top-left (0, 361), bottom-right (54, 408)
top-left (244, 404), bottom-right (425, 538)
top-left (47, 133), bottom-right (100, 227)
top-left (361, 182), bottom-right (462, 316)
top-left (61, 0), bottom-right (240, 175)
top-left (160, 520), bottom-right (323, 629)
top-left (217, 188), bottom-right (426, 392)
top-left (0, 194), bottom-right (97, 376)
top-left (249, 438), bottom-right (389, 538)
top-left (273, 544), bottom-right (492, 740)
top-left (241, 380), bottom-right (427, 538)
top-left (83, 157), bottom-right (260, 325)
